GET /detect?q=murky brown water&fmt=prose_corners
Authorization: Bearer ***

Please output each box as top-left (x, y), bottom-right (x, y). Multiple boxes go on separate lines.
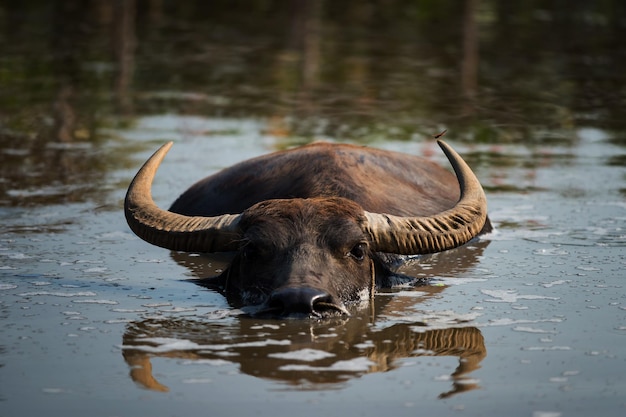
top-left (1, 2), bottom-right (626, 417)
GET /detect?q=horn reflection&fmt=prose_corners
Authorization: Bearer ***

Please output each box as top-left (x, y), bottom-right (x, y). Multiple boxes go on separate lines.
top-left (121, 310), bottom-right (485, 398)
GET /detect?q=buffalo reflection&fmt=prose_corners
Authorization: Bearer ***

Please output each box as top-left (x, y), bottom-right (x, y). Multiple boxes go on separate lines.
top-left (122, 311), bottom-right (485, 398)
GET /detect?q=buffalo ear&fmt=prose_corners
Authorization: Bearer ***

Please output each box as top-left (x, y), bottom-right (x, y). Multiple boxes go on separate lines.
top-left (371, 252), bottom-right (396, 288)
top-left (372, 253), bottom-right (428, 288)
top-left (190, 274), bottom-right (226, 291)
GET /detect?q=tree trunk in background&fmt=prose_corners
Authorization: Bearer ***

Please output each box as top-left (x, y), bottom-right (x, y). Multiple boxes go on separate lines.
top-left (462, 0), bottom-right (479, 116)
top-left (114, 0), bottom-right (136, 115)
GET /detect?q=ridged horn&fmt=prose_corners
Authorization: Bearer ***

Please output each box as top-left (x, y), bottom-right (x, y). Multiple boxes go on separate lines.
top-left (124, 142), bottom-right (241, 253)
top-left (364, 140), bottom-right (487, 255)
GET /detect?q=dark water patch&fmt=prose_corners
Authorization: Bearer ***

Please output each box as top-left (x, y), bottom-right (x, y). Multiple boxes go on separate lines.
top-left (606, 136), bottom-right (626, 147)
top-left (606, 154), bottom-right (626, 166)
top-left (0, 224), bottom-right (71, 235)
top-left (484, 184), bottom-right (549, 194)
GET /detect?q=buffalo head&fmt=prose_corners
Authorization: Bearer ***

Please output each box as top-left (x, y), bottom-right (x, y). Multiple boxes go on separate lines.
top-left (124, 140), bottom-right (488, 318)
top-left (226, 197), bottom-right (373, 317)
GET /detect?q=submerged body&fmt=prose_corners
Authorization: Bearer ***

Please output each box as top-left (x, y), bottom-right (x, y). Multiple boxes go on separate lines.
top-left (125, 141), bottom-right (491, 318)
top-left (170, 142), bottom-right (463, 217)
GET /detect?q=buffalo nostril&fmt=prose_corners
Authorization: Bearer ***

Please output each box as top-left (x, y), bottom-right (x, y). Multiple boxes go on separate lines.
top-left (266, 287), bottom-right (337, 317)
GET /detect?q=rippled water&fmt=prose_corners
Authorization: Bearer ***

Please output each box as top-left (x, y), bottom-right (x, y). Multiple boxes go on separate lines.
top-left (1, 120), bottom-right (624, 417)
top-left (2, 2), bottom-right (626, 417)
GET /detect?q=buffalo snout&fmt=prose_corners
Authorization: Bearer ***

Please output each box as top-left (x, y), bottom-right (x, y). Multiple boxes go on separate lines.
top-left (256, 286), bottom-right (349, 318)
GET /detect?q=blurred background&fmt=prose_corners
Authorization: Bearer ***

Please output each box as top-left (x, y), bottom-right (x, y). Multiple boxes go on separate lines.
top-left (5, 0), bottom-right (626, 137)
top-left (3, 0), bottom-right (626, 206)
top-left (2, 0), bottom-right (625, 170)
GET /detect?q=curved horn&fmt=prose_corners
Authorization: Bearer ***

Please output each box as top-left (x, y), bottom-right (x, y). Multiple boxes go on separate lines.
top-left (364, 140), bottom-right (487, 255)
top-left (124, 142), bottom-right (241, 253)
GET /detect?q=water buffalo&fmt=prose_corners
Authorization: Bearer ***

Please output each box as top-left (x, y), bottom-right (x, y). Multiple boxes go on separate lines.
top-left (125, 140), bottom-right (491, 318)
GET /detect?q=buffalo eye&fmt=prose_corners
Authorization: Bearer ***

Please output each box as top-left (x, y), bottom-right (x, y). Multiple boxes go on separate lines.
top-left (348, 242), bottom-right (367, 261)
